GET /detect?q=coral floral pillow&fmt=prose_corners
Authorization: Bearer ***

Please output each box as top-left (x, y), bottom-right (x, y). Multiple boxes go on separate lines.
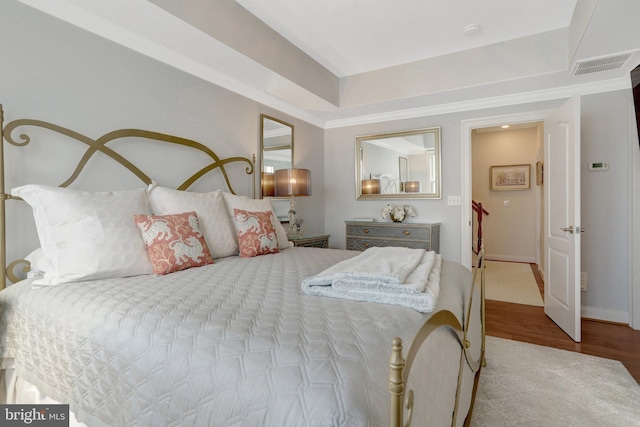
top-left (233, 208), bottom-right (279, 258)
top-left (134, 211), bottom-right (214, 275)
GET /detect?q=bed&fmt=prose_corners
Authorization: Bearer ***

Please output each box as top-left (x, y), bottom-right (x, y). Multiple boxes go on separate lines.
top-left (0, 105), bottom-right (485, 427)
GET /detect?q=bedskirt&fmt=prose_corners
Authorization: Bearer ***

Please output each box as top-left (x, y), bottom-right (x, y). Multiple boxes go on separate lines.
top-left (0, 247), bottom-right (477, 427)
top-left (1, 363), bottom-right (86, 426)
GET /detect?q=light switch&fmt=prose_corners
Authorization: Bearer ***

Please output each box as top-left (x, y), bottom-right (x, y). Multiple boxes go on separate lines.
top-left (503, 200), bottom-right (510, 207)
top-left (447, 196), bottom-right (461, 206)
top-left (588, 161), bottom-right (609, 171)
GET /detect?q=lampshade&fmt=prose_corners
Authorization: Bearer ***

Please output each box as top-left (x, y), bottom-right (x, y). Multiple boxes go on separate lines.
top-left (404, 181), bottom-right (421, 193)
top-left (261, 172), bottom-right (275, 197)
top-left (274, 168), bottom-right (312, 197)
top-left (361, 179), bottom-right (381, 194)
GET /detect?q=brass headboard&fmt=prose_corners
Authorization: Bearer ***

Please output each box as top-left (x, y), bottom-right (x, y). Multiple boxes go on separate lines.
top-left (0, 104), bottom-right (255, 289)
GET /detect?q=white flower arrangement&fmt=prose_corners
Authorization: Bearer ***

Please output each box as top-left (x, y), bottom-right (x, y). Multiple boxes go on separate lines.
top-left (381, 204), bottom-right (417, 222)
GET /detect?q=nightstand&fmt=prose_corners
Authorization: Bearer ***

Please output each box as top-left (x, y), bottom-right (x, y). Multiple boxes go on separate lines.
top-left (289, 234), bottom-right (330, 248)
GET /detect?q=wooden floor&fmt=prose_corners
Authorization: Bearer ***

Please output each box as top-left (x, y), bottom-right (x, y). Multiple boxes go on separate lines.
top-left (485, 263), bottom-right (640, 383)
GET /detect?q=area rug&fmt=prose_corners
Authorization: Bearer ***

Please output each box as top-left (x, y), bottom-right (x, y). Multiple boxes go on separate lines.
top-left (471, 336), bottom-right (640, 426)
top-left (477, 260), bottom-right (544, 307)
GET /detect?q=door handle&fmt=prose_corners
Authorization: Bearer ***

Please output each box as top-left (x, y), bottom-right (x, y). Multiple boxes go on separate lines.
top-left (560, 226), bottom-right (585, 234)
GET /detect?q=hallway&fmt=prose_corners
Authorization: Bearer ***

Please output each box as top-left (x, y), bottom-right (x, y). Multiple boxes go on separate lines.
top-left (480, 260), bottom-right (542, 306)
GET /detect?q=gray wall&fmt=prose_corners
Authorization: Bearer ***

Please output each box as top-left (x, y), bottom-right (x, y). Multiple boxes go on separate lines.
top-left (325, 92), bottom-right (635, 323)
top-left (580, 90), bottom-right (634, 322)
top-left (0, 1), bottom-right (324, 265)
top-left (324, 100), bottom-right (563, 261)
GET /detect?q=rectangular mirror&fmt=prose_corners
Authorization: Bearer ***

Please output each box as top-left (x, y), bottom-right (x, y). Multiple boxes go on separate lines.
top-left (356, 127), bottom-right (441, 199)
top-left (260, 114), bottom-right (293, 198)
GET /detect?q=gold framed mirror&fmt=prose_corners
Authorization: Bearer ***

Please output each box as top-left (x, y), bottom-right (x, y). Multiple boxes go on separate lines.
top-left (356, 127), bottom-right (441, 199)
top-left (260, 114), bottom-right (293, 198)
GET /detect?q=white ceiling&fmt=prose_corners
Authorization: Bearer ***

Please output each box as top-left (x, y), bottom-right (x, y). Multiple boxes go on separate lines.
top-left (234, 0), bottom-right (577, 77)
top-left (15, 0), bottom-right (640, 127)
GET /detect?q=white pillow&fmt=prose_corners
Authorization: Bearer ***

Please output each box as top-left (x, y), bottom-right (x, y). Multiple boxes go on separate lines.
top-left (222, 192), bottom-right (292, 250)
top-left (147, 184), bottom-right (238, 258)
top-left (12, 185), bottom-right (154, 286)
top-left (25, 248), bottom-right (51, 276)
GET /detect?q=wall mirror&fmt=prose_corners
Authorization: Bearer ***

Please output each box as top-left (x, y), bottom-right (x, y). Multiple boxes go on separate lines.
top-left (356, 127), bottom-right (441, 199)
top-left (260, 114), bottom-right (293, 198)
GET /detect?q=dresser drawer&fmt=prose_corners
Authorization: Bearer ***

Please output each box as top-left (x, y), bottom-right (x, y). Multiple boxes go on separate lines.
top-left (346, 237), bottom-right (432, 251)
top-left (346, 223), bottom-right (431, 240)
top-left (345, 221), bottom-right (440, 252)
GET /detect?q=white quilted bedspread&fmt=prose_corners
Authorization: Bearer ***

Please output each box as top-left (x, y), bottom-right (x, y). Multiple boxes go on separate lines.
top-left (0, 247), bottom-right (471, 427)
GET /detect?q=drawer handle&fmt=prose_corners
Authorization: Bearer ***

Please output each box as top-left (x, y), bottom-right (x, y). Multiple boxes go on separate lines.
top-left (362, 228), bottom-right (370, 234)
top-left (403, 230), bottom-right (410, 236)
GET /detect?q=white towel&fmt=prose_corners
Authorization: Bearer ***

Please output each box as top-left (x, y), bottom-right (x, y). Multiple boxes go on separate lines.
top-left (302, 246), bottom-right (426, 287)
top-left (332, 250), bottom-right (436, 294)
top-left (302, 247), bottom-right (442, 313)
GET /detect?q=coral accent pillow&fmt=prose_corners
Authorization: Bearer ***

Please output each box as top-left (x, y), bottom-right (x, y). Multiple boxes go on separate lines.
top-left (147, 184), bottom-right (238, 258)
top-left (134, 211), bottom-right (214, 275)
top-left (222, 192), bottom-right (292, 250)
top-left (233, 209), bottom-right (279, 258)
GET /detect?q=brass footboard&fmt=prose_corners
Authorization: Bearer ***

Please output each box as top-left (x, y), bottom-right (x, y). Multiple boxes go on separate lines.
top-left (389, 249), bottom-right (486, 427)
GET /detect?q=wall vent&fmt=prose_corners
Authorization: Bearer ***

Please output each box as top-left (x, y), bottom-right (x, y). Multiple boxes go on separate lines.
top-left (571, 52), bottom-right (633, 76)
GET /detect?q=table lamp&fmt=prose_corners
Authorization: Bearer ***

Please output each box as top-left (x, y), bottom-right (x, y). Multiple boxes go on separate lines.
top-left (261, 172), bottom-right (275, 197)
top-left (274, 168), bottom-right (311, 236)
top-left (361, 174), bottom-right (381, 194)
top-left (404, 181), bottom-right (421, 193)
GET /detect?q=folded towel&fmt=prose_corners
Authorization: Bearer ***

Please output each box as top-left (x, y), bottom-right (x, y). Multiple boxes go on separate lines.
top-left (302, 246), bottom-right (427, 287)
top-left (302, 247), bottom-right (442, 313)
top-left (332, 250), bottom-right (436, 294)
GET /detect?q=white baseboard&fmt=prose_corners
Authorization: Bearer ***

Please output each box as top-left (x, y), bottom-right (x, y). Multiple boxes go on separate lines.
top-left (581, 305), bottom-right (629, 324)
top-left (486, 254), bottom-right (536, 263)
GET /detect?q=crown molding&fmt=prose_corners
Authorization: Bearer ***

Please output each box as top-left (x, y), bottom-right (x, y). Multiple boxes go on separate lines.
top-left (322, 77), bottom-right (631, 129)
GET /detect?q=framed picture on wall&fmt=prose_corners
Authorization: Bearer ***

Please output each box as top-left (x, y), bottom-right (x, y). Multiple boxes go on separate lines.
top-left (490, 164), bottom-right (531, 191)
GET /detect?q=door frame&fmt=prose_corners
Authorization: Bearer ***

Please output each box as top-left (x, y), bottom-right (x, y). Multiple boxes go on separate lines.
top-left (461, 109), bottom-right (552, 269)
top-left (631, 99), bottom-right (640, 330)
top-left (461, 102), bottom-right (640, 331)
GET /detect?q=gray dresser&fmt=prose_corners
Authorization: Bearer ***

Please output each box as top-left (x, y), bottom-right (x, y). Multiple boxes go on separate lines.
top-left (345, 221), bottom-right (440, 252)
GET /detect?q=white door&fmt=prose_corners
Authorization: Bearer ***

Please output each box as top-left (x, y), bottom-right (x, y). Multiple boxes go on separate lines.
top-left (544, 96), bottom-right (581, 342)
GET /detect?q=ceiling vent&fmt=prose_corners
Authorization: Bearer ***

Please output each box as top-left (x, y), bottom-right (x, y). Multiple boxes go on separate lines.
top-left (571, 52), bottom-right (633, 76)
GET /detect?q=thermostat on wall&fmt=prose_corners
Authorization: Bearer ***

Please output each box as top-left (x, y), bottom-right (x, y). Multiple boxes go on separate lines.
top-left (588, 161), bottom-right (609, 171)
